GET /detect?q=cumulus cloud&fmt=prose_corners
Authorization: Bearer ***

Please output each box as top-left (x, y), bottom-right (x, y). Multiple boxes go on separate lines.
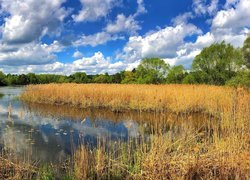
top-left (0, 0), bottom-right (68, 44)
top-left (134, 0), bottom-right (147, 17)
top-left (172, 12), bottom-right (194, 26)
top-left (71, 51), bottom-right (126, 74)
top-left (212, 0), bottom-right (250, 31)
top-left (74, 32), bottom-right (124, 47)
top-left (0, 42), bottom-right (58, 66)
top-left (117, 0), bottom-right (249, 68)
top-left (72, 0), bottom-right (120, 22)
top-left (74, 0), bottom-right (145, 47)
top-left (117, 23), bottom-right (202, 63)
top-left (0, 0), bottom-right (68, 66)
top-left (192, 0), bottom-right (219, 16)
top-left (105, 14), bottom-right (141, 35)
top-left (72, 50), bottom-right (84, 58)
top-left (0, 52), bottom-right (127, 75)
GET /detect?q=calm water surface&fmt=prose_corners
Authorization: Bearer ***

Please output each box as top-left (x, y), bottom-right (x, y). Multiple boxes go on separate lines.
top-left (0, 86), bottom-right (213, 164)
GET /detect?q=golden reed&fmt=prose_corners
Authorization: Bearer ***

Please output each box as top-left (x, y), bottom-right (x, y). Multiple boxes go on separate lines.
top-left (21, 83), bottom-right (249, 115)
top-left (20, 83), bottom-right (250, 179)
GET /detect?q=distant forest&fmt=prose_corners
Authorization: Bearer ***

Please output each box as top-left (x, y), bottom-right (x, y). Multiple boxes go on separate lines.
top-left (1, 36), bottom-right (250, 87)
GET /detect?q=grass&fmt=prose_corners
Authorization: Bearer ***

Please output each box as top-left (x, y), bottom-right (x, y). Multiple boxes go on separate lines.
top-left (9, 84), bottom-right (250, 178)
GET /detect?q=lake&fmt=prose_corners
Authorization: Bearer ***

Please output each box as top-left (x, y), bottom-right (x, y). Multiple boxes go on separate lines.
top-left (0, 86), bottom-right (215, 165)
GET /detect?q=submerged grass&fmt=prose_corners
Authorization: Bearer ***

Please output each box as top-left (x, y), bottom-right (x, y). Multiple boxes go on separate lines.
top-left (6, 84), bottom-right (250, 178)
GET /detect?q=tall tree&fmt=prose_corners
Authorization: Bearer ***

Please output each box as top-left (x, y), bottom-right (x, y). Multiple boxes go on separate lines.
top-left (136, 58), bottom-right (170, 84)
top-left (0, 71), bottom-right (6, 86)
top-left (242, 34), bottom-right (250, 68)
top-left (93, 73), bottom-right (112, 83)
top-left (166, 65), bottom-right (187, 84)
top-left (192, 42), bottom-right (244, 85)
top-left (70, 72), bottom-right (89, 83)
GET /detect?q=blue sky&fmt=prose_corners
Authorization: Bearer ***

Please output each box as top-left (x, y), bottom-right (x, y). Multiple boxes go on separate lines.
top-left (0, 0), bottom-right (249, 74)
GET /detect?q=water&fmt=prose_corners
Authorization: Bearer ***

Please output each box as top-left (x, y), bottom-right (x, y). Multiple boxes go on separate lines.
top-left (0, 86), bottom-right (214, 165)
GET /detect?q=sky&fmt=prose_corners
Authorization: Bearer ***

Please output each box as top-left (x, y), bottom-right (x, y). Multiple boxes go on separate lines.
top-left (0, 0), bottom-right (249, 75)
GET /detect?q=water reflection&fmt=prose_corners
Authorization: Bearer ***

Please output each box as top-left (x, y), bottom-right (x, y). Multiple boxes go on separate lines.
top-left (0, 86), bottom-right (217, 164)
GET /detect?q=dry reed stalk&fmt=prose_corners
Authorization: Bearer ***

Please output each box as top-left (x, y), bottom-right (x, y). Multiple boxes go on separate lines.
top-left (21, 84), bottom-right (250, 116)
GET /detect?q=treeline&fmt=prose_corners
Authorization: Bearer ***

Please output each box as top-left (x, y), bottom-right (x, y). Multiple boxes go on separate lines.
top-left (0, 36), bottom-right (250, 87)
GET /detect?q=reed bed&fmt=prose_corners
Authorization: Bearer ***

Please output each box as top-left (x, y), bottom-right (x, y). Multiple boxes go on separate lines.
top-left (19, 84), bottom-right (250, 179)
top-left (21, 83), bottom-right (249, 115)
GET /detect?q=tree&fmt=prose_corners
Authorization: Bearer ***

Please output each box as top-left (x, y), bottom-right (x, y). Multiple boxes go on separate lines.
top-left (226, 70), bottom-right (250, 88)
top-left (182, 71), bottom-right (209, 84)
top-left (18, 74), bottom-right (29, 85)
top-left (121, 71), bottom-right (137, 84)
top-left (27, 73), bottom-right (38, 84)
top-left (5, 74), bottom-right (18, 85)
top-left (0, 71), bottom-right (6, 86)
top-left (135, 58), bottom-right (170, 84)
top-left (166, 65), bottom-right (187, 84)
top-left (192, 42), bottom-right (244, 85)
top-left (111, 72), bottom-right (124, 83)
top-left (70, 72), bottom-right (89, 83)
top-left (93, 73), bottom-right (112, 83)
top-left (242, 34), bottom-right (250, 68)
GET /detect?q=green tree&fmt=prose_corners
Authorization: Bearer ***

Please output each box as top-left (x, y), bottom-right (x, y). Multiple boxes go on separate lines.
top-left (58, 76), bottom-right (70, 83)
top-left (93, 73), bottom-right (112, 83)
top-left (121, 71), bottom-right (137, 84)
top-left (5, 74), bottom-right (18, 85)
top-left (18, 74), bottom-right (29, 85)
top-left (135, 58), bottom-right (170, 84)
top-left (27, 73), bottom-right (38, 84)
top-left (70, 72), bottom-right (89, 83)
top-left (0, 71), bottom-right (6, 86)
top-left (111, 72), bottom-right (124, 83)
top-left (182, 71), bottom-right (209, 84)
top-left (226, 70), bottom-right (250, 88)
top-left (242, 34), bottom-right (250, 68)
top-left (192, 42), bottom-right (244, 85)
top-left (166, 65), bottom-right (187, 84)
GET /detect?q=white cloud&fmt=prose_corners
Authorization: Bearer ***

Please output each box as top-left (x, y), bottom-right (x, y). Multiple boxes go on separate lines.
top-left (192, 0), bottom-right (219, 16)
top-left (0, 0), bottom-right (68, 44)
top-left (126, 0), bottom-right (250, 68)
top-left (164, 49), bottom-right (201, 68)
top-left (0, 0), bottom-right (68, 67)
top-left (72, 0), bottom-right (120, 22)
top-left (105, 14), bottom-right (141, 35)
top-left (134, 0), bottom-right (147, 17)
top-left (172, 12), bottom-right (194, 26)
top-left (0, 52), bottom-right (127, 75)
top-left (117, 0), bottom-right (249, 68)
top-left (72, 51), bottom-right (84, 58)
top-left (71, 51), bottom-right (126, 74)
top-left (74, 0), bottom-right (145, 47)
top-left (212, 0), bottom-right (250, 30)
top-left (0, 42), bottom-right (58, 66)
top-left (118, 23), bottom-right (202, 63)
top-left (74, 32), bottom-right (124, 47)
